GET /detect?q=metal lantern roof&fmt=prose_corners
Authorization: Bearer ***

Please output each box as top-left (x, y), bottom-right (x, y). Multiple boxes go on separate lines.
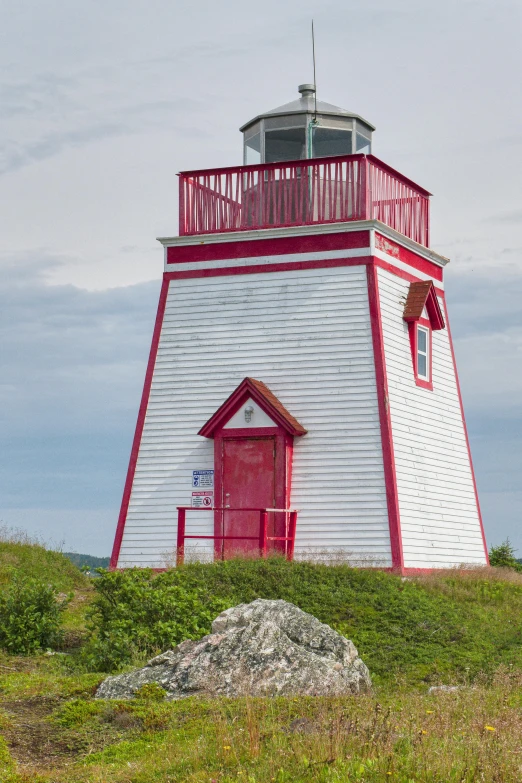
top-left (240, 84), bottom-right (376, 134)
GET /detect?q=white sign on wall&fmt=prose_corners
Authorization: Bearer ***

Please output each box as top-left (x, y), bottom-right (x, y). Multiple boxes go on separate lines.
top-left (191, 491), bottom-right (214, 508)
top-left (192, 470), bottom-right (214, 488)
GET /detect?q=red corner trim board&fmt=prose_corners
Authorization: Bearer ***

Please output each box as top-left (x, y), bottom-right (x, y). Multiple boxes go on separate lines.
top-left (109, 278), bottom-right (170, 569)
top-left (366, 265), bottom-right (404, 572)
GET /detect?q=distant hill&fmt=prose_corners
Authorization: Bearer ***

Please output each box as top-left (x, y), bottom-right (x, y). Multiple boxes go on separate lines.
top-left (63, 552), bottom-right (110, 570)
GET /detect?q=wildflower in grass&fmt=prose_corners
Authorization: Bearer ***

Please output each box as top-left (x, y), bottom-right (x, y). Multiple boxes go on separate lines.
top-left (484, 726), bottom-right (496, 732)
top-left (421, 730), bottom-right (428, 735)
top-left (223, 745), bottom-right (231, 749)
top-left (426, 710), bottom-right (434, 714)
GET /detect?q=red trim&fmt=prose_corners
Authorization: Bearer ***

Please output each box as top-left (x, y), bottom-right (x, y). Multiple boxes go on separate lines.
top-left (199, 377), bottom-right (307, 438)
top-left (375, 233), bottom-right (443, 282)
top-left (374, 257), bottom-right (444, 298)
top-left (180, 153), bottom-right (430, 196)
top-left (167, 230), bottom-right (370, 264)
top-left (109, 278), bottom-right (170, 570)
top-left (367, 264), bottom-right (404, 572)
top-left (442, 294), bottom-right (489, 564)
top-left (215, 426), bottom-right (280, 438)
top-left (165, 256), bottom-right (372, 281)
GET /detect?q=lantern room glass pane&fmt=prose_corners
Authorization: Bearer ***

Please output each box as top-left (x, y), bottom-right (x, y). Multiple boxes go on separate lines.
top-left (245, 133), bottom-right (261, 165)
top-left (356, 133), bottom-right (371, 154)
top-left (265, 128), bottom-right (306, 163)
top-left (312, 127), bottom-right (352, 158)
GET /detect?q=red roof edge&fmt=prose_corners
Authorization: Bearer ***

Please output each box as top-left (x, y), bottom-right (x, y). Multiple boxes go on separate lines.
top-left (198, 378), bottom-right (307, 438)
top-left (403, 280), bottom-right (445, 331)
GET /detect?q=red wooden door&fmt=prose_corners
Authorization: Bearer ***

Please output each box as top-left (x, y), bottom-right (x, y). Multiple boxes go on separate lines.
top-left (221, 437), bottom-right (276, 557)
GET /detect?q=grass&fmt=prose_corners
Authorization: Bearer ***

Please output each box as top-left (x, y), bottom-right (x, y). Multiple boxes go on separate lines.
top-left (2, 536), bottom-right (522, 780)
top-left (0, 526), bottom-right (88, 593)
top-left (2, 669), bottom-right (522, 781)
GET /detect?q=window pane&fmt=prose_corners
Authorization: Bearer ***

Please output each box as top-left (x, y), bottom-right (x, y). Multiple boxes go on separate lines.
top-left (418, 354), bottom-right (427, 378)
top-left (265, 128), bottom-right (306, 163)
top-left (417, 327), bottom-right (427, 353)
top-left (356, 133), bottom-right (371, 154)
top-left (312, 128), bottom-right (352, 158)
top-left (245, 133), bottom-right (261, 165)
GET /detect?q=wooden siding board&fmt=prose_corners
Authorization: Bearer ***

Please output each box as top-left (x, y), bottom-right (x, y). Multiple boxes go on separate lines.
top-left (118, 265), bottom-right (391, 567)
top-left (377, 267), bottom-right (486, 568)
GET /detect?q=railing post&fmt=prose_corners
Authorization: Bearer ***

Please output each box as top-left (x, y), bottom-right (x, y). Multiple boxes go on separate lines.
top-left (178, 174), bottom-right (186, 236)
top-left (361, 156), bottom-right (370, 221)
top-left (287, 511), bottom-right (297, 561)
top-left (259, 510), bottom-right (268, 559)
top-left (425, 196), bottom-right (430, 248)
top-left (176, 508), bottom-right (186, 567)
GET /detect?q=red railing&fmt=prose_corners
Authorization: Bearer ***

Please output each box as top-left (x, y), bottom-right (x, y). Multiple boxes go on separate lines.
top-left (178, 154), bottom-right (430, 246)
top-left (175, 507), bottom-right (298, 567)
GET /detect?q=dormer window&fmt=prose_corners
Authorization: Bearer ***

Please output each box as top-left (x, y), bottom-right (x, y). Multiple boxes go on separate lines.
top-left (416, 323), bottom-right (431, 383)
top-left (403, 281), bottom-right (445, 391)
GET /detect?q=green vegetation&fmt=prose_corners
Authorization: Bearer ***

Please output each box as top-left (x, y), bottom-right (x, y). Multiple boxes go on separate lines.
top-left (82, 568), bottom-right (229, 671)
top-left (0, 527), bottom-right (88, 592)
top-left (0, 576), bottom-right (70, 654)
top-left (2, 533), bottom-right (522, 780)
top-left (83, 558), bottom-right (522, 684)
top-left (488, 538), bottom-right (522, 572)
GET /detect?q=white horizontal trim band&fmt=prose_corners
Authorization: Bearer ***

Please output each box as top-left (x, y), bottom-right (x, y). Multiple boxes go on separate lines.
top-left (165, 247), bottom-right (371, 273)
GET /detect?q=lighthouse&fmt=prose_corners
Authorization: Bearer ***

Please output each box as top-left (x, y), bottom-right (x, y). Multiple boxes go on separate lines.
top-left (110, 84), bottom-right (489, 573)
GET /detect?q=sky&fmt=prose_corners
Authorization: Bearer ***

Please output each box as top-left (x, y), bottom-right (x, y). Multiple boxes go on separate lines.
top-left (0, 0), bottom-right (521, 556)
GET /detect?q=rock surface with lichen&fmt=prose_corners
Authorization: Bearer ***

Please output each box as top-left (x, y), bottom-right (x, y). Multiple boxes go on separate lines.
top-left (95, 599), bottom-right (371, 700)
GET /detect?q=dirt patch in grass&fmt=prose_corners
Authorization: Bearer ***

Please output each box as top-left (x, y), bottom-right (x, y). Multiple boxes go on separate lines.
top-left (1, 694), bottom-right (142, 776)
top-left (2, 696), bottom-right (75, 768)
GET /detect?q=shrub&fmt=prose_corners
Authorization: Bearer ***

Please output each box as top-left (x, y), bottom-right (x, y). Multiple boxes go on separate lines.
top-left (83, 569), bottom-right (230, 672)
top-left (0, 576), bottom-right (69, 655)
top-left (489, 539), bottom-right (522, 571)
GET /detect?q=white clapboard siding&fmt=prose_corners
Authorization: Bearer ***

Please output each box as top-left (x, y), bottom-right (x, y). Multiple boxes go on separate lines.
top-left (377, 267), bottom-right (486, 568)
top-left (118, 265), bottom-right (391, 568)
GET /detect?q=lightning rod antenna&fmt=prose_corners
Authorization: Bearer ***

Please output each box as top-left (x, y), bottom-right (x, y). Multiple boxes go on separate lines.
top-left (312, 20), bottom-right (318, 120)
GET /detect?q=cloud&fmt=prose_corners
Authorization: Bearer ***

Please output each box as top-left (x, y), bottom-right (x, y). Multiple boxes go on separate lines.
top-left (0, 99), bottom-right (208, 177)
top-left (446, 271), bottom-right (522, 338)
top-left (0, 252), bottom-right (158, 437)
top-left (0, 251), bottom-right (160, 550)
top-left (485, 211), bottom-right (522, 224)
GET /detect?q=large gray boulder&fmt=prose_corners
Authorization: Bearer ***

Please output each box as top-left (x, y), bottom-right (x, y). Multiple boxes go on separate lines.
top-left (95, 599), bottom-right (371, 700)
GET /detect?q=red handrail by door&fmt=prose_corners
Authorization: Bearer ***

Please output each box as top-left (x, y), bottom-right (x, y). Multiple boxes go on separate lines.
top-left (175, 507), bottom-right (298, 566)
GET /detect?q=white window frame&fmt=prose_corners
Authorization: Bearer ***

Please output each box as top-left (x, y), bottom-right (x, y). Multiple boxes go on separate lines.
top-left (416, 325), bottom-right (430, 382)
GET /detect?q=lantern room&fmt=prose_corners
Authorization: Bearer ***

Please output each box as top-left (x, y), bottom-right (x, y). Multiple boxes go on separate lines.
top-left (241, 84), bottom-right (375, 165)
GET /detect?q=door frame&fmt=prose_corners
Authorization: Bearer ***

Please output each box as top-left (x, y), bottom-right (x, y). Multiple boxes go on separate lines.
top-left (214, 425), bottom-right (294, 556)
